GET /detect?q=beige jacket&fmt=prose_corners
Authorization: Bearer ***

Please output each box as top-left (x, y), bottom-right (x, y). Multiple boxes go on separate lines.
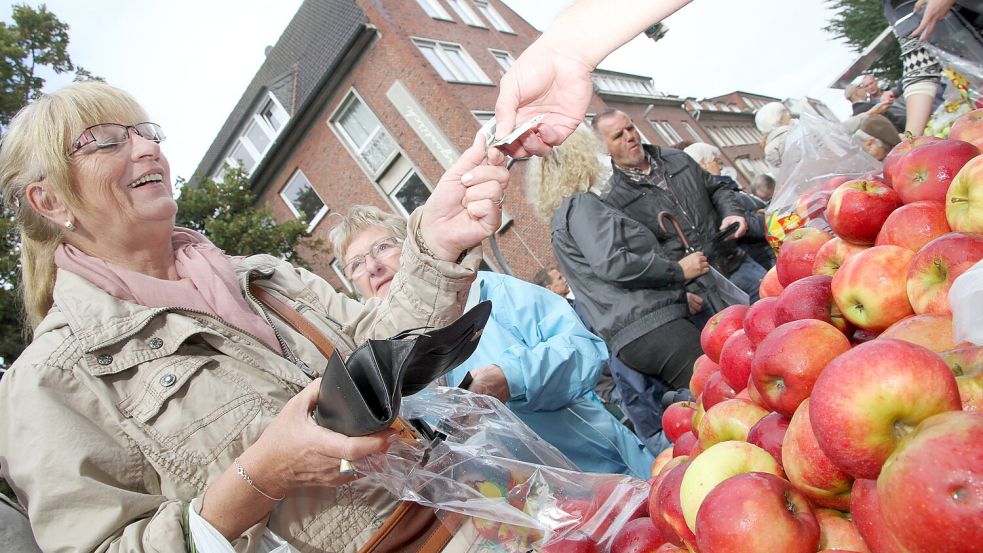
top-left (0, 216), bottom-right (479, 553)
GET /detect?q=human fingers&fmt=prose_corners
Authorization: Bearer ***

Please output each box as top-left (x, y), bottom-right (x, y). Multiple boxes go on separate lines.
top-left (460, 164), bottom-right (510, 191)
top-left (913, 0), bottom-right (927, 12)
top-left (731, 218), bottom-right (748, 239)
top-left (449, 132), bottom-right (492, 179)
top-left (463, 180), bottom-right (508, 208)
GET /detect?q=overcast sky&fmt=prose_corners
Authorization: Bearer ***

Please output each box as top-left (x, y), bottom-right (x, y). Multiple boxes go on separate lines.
top-left (5, 0), bottom-right (861, 182)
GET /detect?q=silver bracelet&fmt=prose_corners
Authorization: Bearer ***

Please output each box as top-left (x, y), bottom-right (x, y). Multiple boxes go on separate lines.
top-left (233, 457), bottom-right (285, 502)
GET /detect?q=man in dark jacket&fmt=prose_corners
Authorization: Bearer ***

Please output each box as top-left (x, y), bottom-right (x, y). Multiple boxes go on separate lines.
top-left (593, 109), bottom-right (767, 311)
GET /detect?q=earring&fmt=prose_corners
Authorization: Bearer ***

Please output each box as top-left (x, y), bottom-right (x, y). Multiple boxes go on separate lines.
top-left (64, 219), bottom-right (76, 232)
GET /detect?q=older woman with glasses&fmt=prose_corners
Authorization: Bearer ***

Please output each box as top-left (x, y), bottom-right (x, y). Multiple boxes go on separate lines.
top-left (0, 81), bottom-right (509, 552)
top-left (331, 205), bottom-right (656, 478)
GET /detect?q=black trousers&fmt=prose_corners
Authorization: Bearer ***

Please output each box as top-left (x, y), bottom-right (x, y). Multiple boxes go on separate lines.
top-left (616, 318), bottom-right (703, 389)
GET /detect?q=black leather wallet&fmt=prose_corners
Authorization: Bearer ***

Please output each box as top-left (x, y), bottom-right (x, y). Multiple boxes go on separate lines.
top-left (314, 301), bottom-right (492, 436)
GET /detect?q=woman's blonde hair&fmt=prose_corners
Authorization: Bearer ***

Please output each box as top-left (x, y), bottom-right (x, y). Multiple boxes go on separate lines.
top-left (527, 126), bottom-right (603, 220)
top-left (328, 205), bottom-right (407, 262)
top-left (0, 81), bottom-right (149, 330)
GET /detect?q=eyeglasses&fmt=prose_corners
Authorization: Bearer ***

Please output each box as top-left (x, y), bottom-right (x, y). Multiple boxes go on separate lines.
top-left (344, 236), bottom-right (402, 279)
top-left (68, 122), bottom-right (166, 156)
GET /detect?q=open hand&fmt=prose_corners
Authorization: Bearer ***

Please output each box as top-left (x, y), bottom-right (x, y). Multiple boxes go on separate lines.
top-left (467, 364), bottom-right (510, 403)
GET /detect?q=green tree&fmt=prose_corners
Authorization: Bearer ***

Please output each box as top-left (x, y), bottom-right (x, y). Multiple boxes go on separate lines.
top-left (175, 166), bottom-right (323, 268)
top-left (825, 0), bottom-right (903, 81)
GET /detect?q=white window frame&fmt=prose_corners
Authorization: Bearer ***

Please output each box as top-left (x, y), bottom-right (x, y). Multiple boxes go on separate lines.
top-left (219, 92), bottom-right (289, 177)
top-left (472, 110), bottom-right (495, 125)
top-left (389, 170), bottom-right (432, 217)
top-left (279, 169), bottom-right (329, 232)
top-left (414, 0), bottom-right (454, 21)
top-left (445, 0), bottom-right (486, 27)
top-left (328, 90), bottom-right (399, 178)
top-left (412, 38), bottom-right (492, 84)
top-left (489, 49), bottom-right (514, 72)
top-left (330, 259), bottom-right (356, 294)
top-left (681, 121), bottom-right (702, 142)
top-left (473, 0), bottom-right (514, 33)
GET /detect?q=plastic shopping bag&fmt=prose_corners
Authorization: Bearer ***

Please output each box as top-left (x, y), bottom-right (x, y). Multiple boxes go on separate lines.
top-left (950, 259), bottom-right (983, 346)
top-left (187, 498), bottom-right (299, 553)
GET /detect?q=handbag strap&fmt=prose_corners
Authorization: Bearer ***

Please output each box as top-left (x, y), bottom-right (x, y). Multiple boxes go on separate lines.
top-left (249, 282), bottom-right (337, 362)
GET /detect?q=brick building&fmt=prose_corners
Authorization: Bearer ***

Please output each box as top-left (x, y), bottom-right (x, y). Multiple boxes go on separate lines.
top-left (194, 0), bottom-right (778, 291)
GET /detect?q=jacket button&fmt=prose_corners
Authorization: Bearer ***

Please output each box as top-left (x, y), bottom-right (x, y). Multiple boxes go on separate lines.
top-left (96, 354), bottom-right (113, 366)
top-left (149, 337), bottom-right (164, 349)
top-left (159, 373), bottom-right (177, 388)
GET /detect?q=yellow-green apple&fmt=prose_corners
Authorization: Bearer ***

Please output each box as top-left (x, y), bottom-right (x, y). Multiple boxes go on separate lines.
top-left (541, 532), bottom-right (600, 553)
top-left (697, 398), bottom-right (769, 449)
top-left (945, 154), bottom-right (983, 233)
top-left (694, 472), bottom-right (820, 553)
top-left (956, 366), bottom-right (983, 412)
top-left (777, 227), bottom-right (833, 286)
top-left (661, 402), bottom-right (696, 443)
top-left (949, 107), bottom-right (983, 148)
top-left (782, 399), bottom-right (854, 511)
top-left (679, 441), bottom-right (783, 533)
top-left (699, 304), bottom-right (749, 363)
top-left (809, 339), bottom-right (962, 479)
top-left (878, 313), bottom-right (968, 352)
top-left (760, 265), bottom-right (785, 298)
top-left (747, 412), bottom-right (791, 469)
top-left (775, 274), bottom-right (854, 335)
top-left (657, 456), bottom-right (688, 477)
top-left (941, 346), bottom-right (983, 411)
top-left (893, 140), bottom-right (981, 204)
top-left (689, 355), bottom-right (718, 397)
top-left (750, 319), bottom-right (852, 417)
top-left (878, 411), bottom-right (983, 553)
top-left (718, 329), bottom-right (754, 391)
top-left (743, 297), bottom-right (779, 346)
top-left (609, 517), bottom-right (667, 553)
top-left (672, 431), bottom-right (698, 459)
top-left (883, 135), bottom-right (942, 187)
top-left (815, 509), bottom-right (870, 553)
top-left (690, 399), bottom-right (706, 436)
top-left (831, 245), bottom-right (915, 331)
top-left (874, 200), bottom-right (950, 251)
top-left (650, 461), bottom-right (695, 549)
top-left (812, 237), bottom-right (869, 277)
top-left (650, 447), bottom-right (676, 477)
top-left (826, 179), bottom-right (901, 245)
top-left (906, 232), bottom-right (983, 315)
top-left (796, 188), bottom-right (835, 222)
top-left (700, 371), bottom-right (736, 409)
top-left (850, 479), bottom-right (911, 553)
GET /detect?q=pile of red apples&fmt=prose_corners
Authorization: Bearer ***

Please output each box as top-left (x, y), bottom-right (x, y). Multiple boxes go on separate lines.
top-left (634, 110), bottom-right (983, 553)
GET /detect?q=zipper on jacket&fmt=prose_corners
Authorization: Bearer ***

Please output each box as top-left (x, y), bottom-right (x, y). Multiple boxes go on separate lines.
top-left (243, 275), bottom-right (317, 380)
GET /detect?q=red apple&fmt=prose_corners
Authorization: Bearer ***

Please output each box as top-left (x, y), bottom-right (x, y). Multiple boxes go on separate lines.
top-left (541, 532), bottom-right (600, 553)
top-left (831, 245), bottom-right (915, 331)
top-left (956, 366), bottom-right (983, 412)
top-left (695, 472), bottom-right (820, 553)
top-left (679, 441), bottom-right (782, 533)
top-left (906, 232), bottom-right (983, 315)
top-left (812, 237), bottom-right (868, 277)
top-left (690, 400), bottom-right (705, 436)
top-left (777, 227), bottom-right (833, 286)
top-left (878, 411), bottom-right (983, 553)
top-left (672, 431), bottom-right (698, 459)
top-left (815, 509), bottom-right (870, 553)
top-left (783, 399), bottom-right (854, 511)
top-left (697, 398), bottom-right (769, 449)
top-left (874, 200), bottom-right (950, 251)
top-left (750, 319), bottom-right (852, 418)
top-left (655, 545), bottom-right (687, 553)
top-left (609, 517), bottom-right (667, 553)
top-left (796, 188), bottom-right (834, 222)
top-left (821, 175), bottom-right (854, 191)
top-left (882, 134), bottom-right (942, 187)
top-left (775, 274), bottom-right (853, 335)
top-left (940, 346), bottom-right (983, 411)
top-left (826, 179), bottom-right (901, 245)
top-left (945, 154), bottom-right (983, 233)
top-left (718, 329), bottom-right (754, 391)
top-left (949, 107), bottom-right (983, 149)
top-left (759, 265), bottom-right (785, 298)
top-left (689, 355), bottom-right (718, 397)
top-left (743, 297), bottom-right (779, 346)
top-left (878, 313), bottom-right (967, 352)
top-left (850, 479), bottom-right (911, 553)
top-left (650, 447), bottom-right (676, 477)
top-left (745, 374), bottom-right (767, 409)
top-left (894, 139), bottom-right (980, 204)
top-left (809, 339), bottom-right (962, 479)
top-left (700, 371), bottom-right (735, 410)
top-left (651, 461), bottom-right (695, 549)
top-left (661, 402), bottom-right (695, 443)
top-left (699, 304), bottom-right (749, 363)
top-left (747, 412), bottom-right (791, 469)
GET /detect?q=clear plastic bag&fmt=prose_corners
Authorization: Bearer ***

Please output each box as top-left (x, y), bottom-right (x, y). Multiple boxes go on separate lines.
top-left (187, 498), bottom-right (298, 553)
top-left (950, 259), bottom-right (983, 346)
top-left (765, 111), bottom-right (881, 249)
top-left (356, 387), bottom-right (650, 552)
top-left (923, 11), bottom-right (983, 138)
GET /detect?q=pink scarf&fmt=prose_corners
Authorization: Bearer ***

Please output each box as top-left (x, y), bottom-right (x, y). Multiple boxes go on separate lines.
top-left (54, 227), bottom-right (281, 352)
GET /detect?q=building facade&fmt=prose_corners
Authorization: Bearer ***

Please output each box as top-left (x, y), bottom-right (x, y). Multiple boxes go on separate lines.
top-left (195, 0), bottom-right (778, 291)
